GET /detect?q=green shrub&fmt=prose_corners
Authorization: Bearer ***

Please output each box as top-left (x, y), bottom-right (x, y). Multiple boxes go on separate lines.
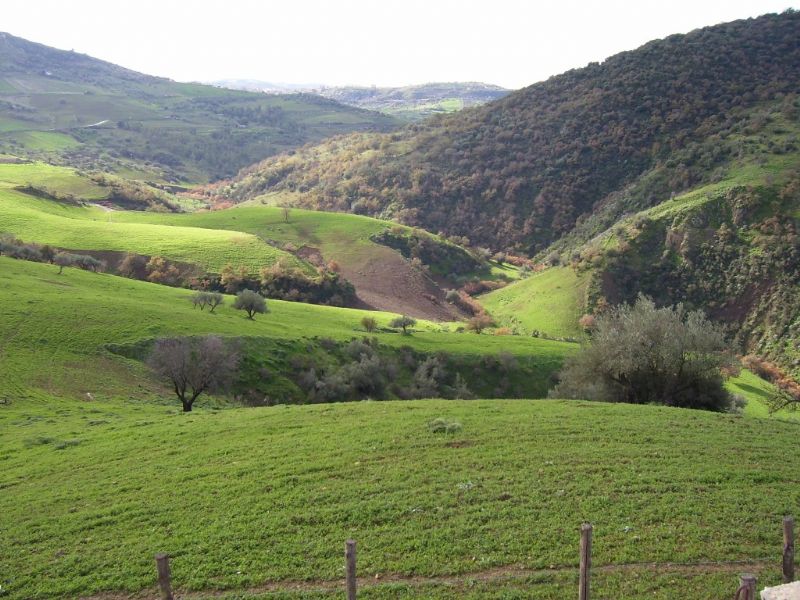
top-left (427, 418), bottom-right (462, 434)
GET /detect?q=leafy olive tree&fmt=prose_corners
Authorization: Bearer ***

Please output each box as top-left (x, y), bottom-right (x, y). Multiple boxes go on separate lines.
top-left (233, 289), bottom-right (267, 319)
top-left (550, 295), bottom-right (735, 411)
top-left (390, 315), bottom-right (416, 335)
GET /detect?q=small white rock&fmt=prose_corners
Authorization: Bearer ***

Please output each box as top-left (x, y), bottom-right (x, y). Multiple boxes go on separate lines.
top-left (761, 581), bottom-right (800, 600)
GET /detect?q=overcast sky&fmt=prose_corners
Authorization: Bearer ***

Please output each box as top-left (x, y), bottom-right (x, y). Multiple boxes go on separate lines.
top-left (4, 0), bottom-right (797, 89)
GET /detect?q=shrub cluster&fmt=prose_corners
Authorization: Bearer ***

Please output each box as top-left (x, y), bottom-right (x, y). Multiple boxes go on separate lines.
top-left (371, 227), bottom-right (482, 276)
top-left (0, 234), bottom-right (105, 273)
top-left (291, 338), bottom-right (476, 404)
top-left (191, 261), bottom-right (356, 307)
top-left (550, 295), bottom-right (735, 412)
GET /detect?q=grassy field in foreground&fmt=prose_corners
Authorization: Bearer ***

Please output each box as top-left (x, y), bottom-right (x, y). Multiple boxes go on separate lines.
top-left (1, 398), bottom-right (798, 599)
top-left (482, 267), bottom-right (588, 338)
top-left (0, 257), bottom-right (574, 404)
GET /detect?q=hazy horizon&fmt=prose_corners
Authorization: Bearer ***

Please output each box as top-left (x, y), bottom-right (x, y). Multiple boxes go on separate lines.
top-left (4, 0), bottom-right (799, 89)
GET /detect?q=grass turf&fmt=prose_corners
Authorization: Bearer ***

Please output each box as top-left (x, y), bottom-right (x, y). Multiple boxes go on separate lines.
top-left (1, 397), bottom-right (798, 599)
top-left (481, 267), bottom-right (588, 338)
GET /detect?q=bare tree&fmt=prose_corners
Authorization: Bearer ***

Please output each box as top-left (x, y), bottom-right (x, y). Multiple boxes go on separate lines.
top-left (361, 316), bottom-right (378, 332)
top-left (54, 252), bottom-right (75, 274)
top-left (191, 291), bottom-right (225, 312)
top-left (191, 291), bottom-right (209, 311)
top-left (148, 336), bottom-right (239, 412)
top-left (207, 292), bottom-right (224, 313)
top-left (467, 314), bottom-right (495, 334)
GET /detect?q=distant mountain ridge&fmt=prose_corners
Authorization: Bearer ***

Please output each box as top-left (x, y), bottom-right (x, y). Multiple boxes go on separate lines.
top-left (208, 80), bottom-right (510, 120)
top-left (0, 32), bottom-right (398, 182)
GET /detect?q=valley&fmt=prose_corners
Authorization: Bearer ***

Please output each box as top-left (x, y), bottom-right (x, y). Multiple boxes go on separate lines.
top-left (0, 7), bottom-right (799, 600)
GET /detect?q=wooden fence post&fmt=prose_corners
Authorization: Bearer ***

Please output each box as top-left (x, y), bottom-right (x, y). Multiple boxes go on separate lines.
top-left (579, 523), bottom-right (592, 600)
top-left (736, 573), bottom-right (756, 600)
top-left (784, 516), bottom-right (795, 583)
top-left (155, 553), bottom-right (173, 600)
top-left (345, 539), bottom-right (357, 600)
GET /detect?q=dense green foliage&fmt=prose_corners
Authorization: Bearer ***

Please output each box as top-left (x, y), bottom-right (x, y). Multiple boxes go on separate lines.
top-left (581, 170), bottom-right (800, 379)
top-left (0, 32), bottom-right (398, 182)
top-left (213, 12), bottom-right (800, 252)
top-left (551, 296), bottom-right (734, 411)
top-left (370, 226), bottom-right (483, 276)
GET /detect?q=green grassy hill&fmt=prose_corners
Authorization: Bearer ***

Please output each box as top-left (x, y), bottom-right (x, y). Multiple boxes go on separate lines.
top-left (481, 267), bottom-right (588, 338)
top-left (0, 180), bottom-right (304, 274)
top-left (0, 257), bottom-right (571, 405)
top-left (0, 215), bottom-right (795, 599)
top-left (115, 202), bottom-right (484, 317)
top-left (0, 32), bottom-right (398, 182)
top-left (0, 163), bottom-right (484, 317)
top-left (2, 394), bottom-right (798, 599)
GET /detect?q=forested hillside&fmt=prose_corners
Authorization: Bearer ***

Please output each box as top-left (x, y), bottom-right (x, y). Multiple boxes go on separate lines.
top-left (0, 33), bottom-right (398, 182)
top-left (206, 11), bottom-right (800, 380)
top-left (211, 11), bottom-right (800, 253)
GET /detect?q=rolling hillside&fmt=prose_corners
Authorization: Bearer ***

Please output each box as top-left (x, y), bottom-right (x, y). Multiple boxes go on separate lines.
top-left (0, 161), bottom-right (488, 318)
top-left (0, 257), bottom-right (794, 598)
top-left (207, 11), bottom-right (800, 379)
top-left (0, 256), bottom-right (573, 406)
top-left (481, 267), bottom-right (588, 339)
top-left (1, 13), bottom-right (799, 600)
top-left (2, 392), bottom-right (797, 599)
top-left (211, 11), bottom-right (799, 251)
top-left (115, 205), bottom-right (480, 319)
top-left (0, 32), bottom-right (398, 182)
